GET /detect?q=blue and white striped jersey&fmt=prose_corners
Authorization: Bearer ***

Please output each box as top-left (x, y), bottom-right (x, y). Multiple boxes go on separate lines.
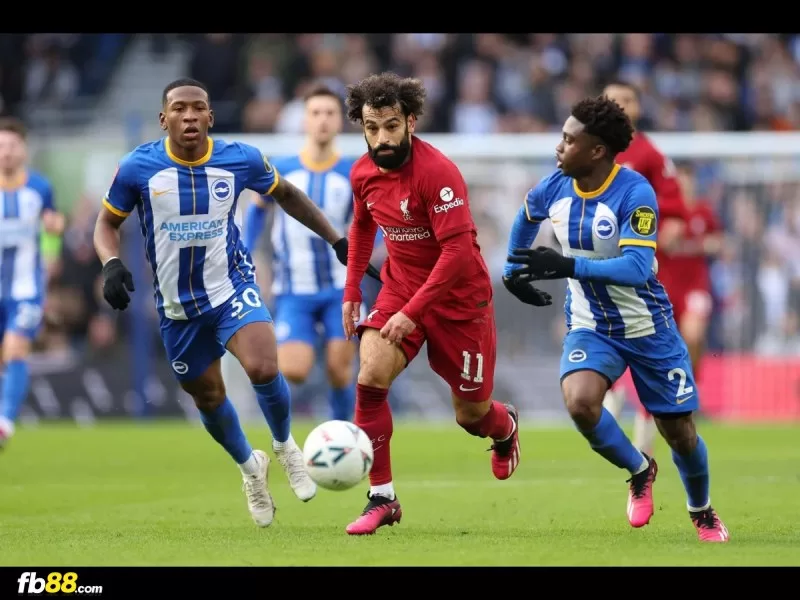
top-left (525, 164), bottom-right (673, 338)
top-left (103, 137), bottom-right (277, 321)
top-left (262, 153), bottom-right (354, 296)
top-left (0, 171), bottom-right (54, 301)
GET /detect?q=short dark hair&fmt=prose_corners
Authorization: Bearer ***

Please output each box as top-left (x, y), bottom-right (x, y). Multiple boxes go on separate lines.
top-left (571, 95), bottom-right (634, 157)
top-left (162, 78), bottom-right (209, 105)
top-left (303, 82), bottom-right (340, 104)
top-left (603, 79), bottom-right (640, 100)
top-left (345, 72), bottom-right (426, 125)
top-left (0, 117), bottom-right (27, 140)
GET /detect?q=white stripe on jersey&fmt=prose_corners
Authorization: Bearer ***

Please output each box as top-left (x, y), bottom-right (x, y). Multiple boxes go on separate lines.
top-left (148, 167), bottom-right (237, 320)
top-left (0, 186), bottom-right (44, 300)
top-left (271, 167), bottom-right (351, 295)
top-left (550, 196), bottom-right (658, 338)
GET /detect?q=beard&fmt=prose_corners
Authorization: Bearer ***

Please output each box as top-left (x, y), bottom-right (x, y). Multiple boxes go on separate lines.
top-left (367, 131), bottom-right (411, 170)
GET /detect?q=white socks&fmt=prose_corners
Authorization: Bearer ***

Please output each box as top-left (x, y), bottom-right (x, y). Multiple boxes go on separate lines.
top-left (370, 482), bottom-right (395, 500)
top-left (239, 451), bottom-right (261, 476)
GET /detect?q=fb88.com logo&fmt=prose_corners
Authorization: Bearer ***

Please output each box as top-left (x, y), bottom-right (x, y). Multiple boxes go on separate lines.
top-left (17, 572), bottom-right (102, 595)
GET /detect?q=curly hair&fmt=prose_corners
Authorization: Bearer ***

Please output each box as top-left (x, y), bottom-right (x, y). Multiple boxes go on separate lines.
top-left (162, 78), bottom-right (208, 106)
top-left (571, 95), bottom-right (634, 156)
top-left (345, 72), bottom-right (426, 125)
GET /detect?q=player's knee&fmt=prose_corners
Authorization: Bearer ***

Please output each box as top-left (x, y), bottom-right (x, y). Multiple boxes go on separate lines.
top-left (356, 330), bottom-right (404, 388)
top-left (187, 382), bottom-right (226, 412)
top-left (327, 363), bottom-right (353, 388)
top-left (562, 374), bottom-right (606, 428)
top-left (654, 412), bottom-right (696, 455)
top-left (240, 356), bottom-right (280, 385)
top-left (2, 334), bottom-right (31, 362)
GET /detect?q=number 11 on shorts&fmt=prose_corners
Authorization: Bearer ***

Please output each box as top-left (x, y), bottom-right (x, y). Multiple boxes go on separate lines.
top-left (461, 350), bottom-right (484, 383)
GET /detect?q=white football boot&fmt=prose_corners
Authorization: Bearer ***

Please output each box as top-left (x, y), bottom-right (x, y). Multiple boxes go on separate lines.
top-left (0, 417), bottom-right (15, 450)
top-left (274, 437), bottom-right (317, 502)
top-left (241, 450), bottom-right (276, 527)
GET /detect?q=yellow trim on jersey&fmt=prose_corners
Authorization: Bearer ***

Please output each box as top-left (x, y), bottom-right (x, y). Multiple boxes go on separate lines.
top-left (263, 169), bottom-right (280, 196)
top-left (619, 238), bottom-right (657, 249)
top-left (523, 199), bottom-right (543, 223)
top-left (299, 150), bottom-right (340, 172)
top-left (102, 197), bottom-right (130, 218)
top-left (165, 136), bottom-right (214, 166)
top-left (573, 163), bottom-right (620, 199)
top-left (0, 170), bottom-right (28, 190)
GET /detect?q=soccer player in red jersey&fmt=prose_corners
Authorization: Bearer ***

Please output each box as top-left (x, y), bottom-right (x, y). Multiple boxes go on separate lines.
top-left (601, 81), bottom-right (690, 456)
top-left (340, 72), bottom-right (547, 535)
top-left (658, 162), bottom-right (722, 382)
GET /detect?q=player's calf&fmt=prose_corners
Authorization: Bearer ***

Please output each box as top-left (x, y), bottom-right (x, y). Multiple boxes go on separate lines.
top-left (455, 397), bottom-right (520, 480)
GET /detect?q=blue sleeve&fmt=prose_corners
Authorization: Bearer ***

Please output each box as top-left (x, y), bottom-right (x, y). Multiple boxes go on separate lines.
top-left (573, 244), bottom-right (654, 287)
top-left (28, 174), bottom-right (55, 212)
top-left (244, 202), bottom-right (267, 252)
top-left (102, 153), bottom-right (139, 217)
top-left (502, 181), bottom-right (548, 277)
top-left (240, 143), bottom-right (280, 196)
top-left (617, 181), bottom-right (659, 251)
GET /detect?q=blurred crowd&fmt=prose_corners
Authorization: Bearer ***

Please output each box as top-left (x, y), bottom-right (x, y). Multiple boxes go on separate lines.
top-left (2, 33), bottom-right (799, 362)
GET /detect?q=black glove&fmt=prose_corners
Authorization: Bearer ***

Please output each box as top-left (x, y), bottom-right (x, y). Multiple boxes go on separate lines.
top-left (332, 237), bottom-right (382, 282)
top-left (502, 274), bottom-right (553, 307)
top-left (102, 258), bottom-right (135, 310)
top-left (507, 246), bottom-right (575, 280)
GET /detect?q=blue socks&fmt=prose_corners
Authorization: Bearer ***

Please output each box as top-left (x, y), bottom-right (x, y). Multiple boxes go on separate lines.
top-left (199, 397), bottom-right (253, 464)
top-left (580, 408), bottom-right (647, 473)
top-left (672, 434), bottom-right (711, 510)
top-left (1, 360), bottom-right (29, 422)
top-left (253, 373), bottom-right (291, 443)
top-left (330, 384), bottom-right (355, 421)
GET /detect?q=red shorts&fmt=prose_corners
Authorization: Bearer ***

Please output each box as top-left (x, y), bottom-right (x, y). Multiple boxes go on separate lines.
top-left (357, 287), bottom-right (496, 402)
top-left (671, 288), bottom-right (713, 323)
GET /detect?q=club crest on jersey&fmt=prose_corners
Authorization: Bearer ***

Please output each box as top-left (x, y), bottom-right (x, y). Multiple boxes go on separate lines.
top-left (400, 198), bottom-right (412, 221)
top-left (210, 178), bottom-right (233, 202)
top-left (593, 216), bottom-right (617, 240)
top-left (630, 206), bottom-right (657, 236)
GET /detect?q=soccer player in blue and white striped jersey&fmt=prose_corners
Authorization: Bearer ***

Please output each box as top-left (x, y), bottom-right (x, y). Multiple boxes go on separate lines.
top-left (244, 83), bottom-right (357, 421)
top-left (0, 117), bottom-right (65, 447)
top-left (93, 78), bottom-right (363, 528)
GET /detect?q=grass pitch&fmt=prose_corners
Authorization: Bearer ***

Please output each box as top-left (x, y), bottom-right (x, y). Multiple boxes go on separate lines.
top-left (2, 420), bottom-right (799, 566)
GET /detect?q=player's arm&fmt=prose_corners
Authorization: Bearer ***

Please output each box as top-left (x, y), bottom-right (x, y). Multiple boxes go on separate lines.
top-left (394, 164), bottom-right (473, 323)
top-left (571, 183), bottom-right (659, 287)
top-left (38, 180), bottom-right (65, 235)
top-left (342, 187), bottom-right (379, 305)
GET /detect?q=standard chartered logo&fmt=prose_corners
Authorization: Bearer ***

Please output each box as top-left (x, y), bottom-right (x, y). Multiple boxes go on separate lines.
top-left (160, 219), bottom-right (226, 242)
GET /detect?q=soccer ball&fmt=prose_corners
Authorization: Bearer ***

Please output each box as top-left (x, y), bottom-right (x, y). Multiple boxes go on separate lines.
top-left (302, 420), bottom-right (374, 491)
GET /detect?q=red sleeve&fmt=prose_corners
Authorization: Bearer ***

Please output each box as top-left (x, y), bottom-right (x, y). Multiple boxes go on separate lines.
top-left (343, 184), bottom-right (378, 304)
top-left (648, 150), bottom-right (688, 223)
top-left (402, 231), bottom-right (471, 323)
top-left (703, 204), bottom-right (722, 234)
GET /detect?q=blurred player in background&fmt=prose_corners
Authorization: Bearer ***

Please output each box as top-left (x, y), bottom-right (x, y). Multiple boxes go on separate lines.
top-left (244, 83), bottom-right (359, 422)
top-left (0, 117), bottom-right (65, 447)
top-left (601, 81), bottom-right (690, 456)
top-left (93, 78), bottom-right (358, 527)
top-left (657, 162), bottom-right (722, 383)
top-left (504, 95), bottom-right (728, 542)
top-left (341, 72), bottom-right (539, 536)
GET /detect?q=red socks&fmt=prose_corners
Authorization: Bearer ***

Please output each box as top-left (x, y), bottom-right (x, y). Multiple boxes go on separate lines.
top-left (461, 400), bottom-right (514, 440)
top-left (355, 384), bottom-right (393, 485)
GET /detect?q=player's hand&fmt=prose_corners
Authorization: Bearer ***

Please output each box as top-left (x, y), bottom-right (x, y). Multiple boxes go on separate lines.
top-left (380, 311), bottom-right (416, 345)
top-left (342, 300), bottom-right (361, 340)
top-left (332, 237), bottom-right (382, 282)
top-left (502, 275), bottom-right (553, 307)
top-left (101, 258), bottom-right (135, 310)
top-left (507, 246), bottom-right (575, 280)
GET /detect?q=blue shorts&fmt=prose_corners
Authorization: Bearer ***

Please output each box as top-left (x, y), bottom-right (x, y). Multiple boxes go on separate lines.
top-left (0, 298), bottom-right (44, 340)
top-left (273, 288), bottom-right (345, 346)
top-left (160, 283), bottom-right (273, 381)
top-left (560, 324), bottom-right (699, 415)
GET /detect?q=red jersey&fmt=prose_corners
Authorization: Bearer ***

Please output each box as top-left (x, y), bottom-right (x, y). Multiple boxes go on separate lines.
top-left (344, 136), bottom-right (492, 323)
top-left (657, 201), bottom-right (720, 293)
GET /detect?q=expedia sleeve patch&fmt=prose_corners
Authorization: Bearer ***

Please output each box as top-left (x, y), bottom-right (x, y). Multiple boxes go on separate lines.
top-left (630, 205), bottom-right (657, 236)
